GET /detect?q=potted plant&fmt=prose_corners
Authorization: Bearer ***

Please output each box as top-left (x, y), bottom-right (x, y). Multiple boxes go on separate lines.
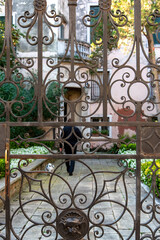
top-left (100, 129), bottom-right (109, 136)
top-left (91, 129), bottom-right (99, 136)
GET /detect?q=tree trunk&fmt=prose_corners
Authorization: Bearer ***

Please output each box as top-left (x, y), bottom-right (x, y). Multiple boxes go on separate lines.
top-left (145, 25), bottom-right (160, 121)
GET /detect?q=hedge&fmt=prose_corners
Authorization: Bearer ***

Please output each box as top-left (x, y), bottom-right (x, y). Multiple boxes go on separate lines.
top-left (141, 159), bottom-right (160, 197)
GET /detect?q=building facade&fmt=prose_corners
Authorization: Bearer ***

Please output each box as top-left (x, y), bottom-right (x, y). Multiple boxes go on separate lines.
top-left (1, 0), bottom-right (159, 148)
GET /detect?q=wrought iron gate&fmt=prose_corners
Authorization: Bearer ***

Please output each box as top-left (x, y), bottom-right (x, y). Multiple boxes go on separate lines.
top-left (0, 0), bottom-right (160, 239)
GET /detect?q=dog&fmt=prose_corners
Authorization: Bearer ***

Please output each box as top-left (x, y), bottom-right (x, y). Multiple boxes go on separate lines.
top-left (45, 163), bottom-right (55, 174)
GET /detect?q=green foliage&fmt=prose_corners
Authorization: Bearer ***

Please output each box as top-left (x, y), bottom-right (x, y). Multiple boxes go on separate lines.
top-left (0, 71), bottom-right (61, 139)
top-left (43, 81), bottom-right (62, 120)
top-left (10, 140), bottom-right (55, 149)
top-left (120, 151), bottom-right (160, 198)
top-left (10, 126), bottom-right (45, 140)
top-left (90, 134), bottom-right (136, 153)
top-left (119, 134), bottom-right (136, 151)
top-left (107, 143), bottom-right (119, 154)
top-left (120, 134), bottom-right (136, 143)
top-left (90, 16), bottom-right (118, 67)
top-left (0, 72), bottom-right (61, 120)
top-left (90, 0), bottom-right (160, 66)
top-left (0, 23), bottom-right (25, 67)
top-left (91, 129), bottom-right (109, 135)
top-left (141, 159), bottom-right (160, 197)
top-left (0, 158), bottom-right (5, 178)
top-left (91, 129), bottom-right (99, 135)
top-left (119, 143), bottom-right (136, 151)
top-left (0, 71), bottom-right (37, 121)
top-left (101, 129), bottom-right (109, 135)
top-left (0, 146), bottom-right (51, 179)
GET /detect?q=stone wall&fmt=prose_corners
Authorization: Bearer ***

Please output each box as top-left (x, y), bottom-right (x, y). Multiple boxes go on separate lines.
top-left (0, 158), bottom-right (55, 209)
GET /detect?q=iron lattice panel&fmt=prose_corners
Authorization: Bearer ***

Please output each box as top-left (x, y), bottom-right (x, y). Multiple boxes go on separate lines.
top-left (0, 0), bottom-right (160, 239)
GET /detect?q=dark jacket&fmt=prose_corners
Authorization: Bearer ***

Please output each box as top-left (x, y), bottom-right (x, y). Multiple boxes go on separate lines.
top-left (60, 126), bottom-right (82, 148)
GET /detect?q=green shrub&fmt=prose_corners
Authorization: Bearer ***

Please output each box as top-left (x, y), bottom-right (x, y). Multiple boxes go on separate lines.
top-left (119, 143), bottom-right (136, 151)
top-left (107, 144), bottom-right (119, 154)
top-left (91, 129), bottom-right (99, 135)
top-left (120, 134), bottom-right (136, 144)
top-left (0, 158), bottom-right (5, 178)
top-left (10, 140), bottom-right (55, 149)
top-left (0, 72), bottom-right (62, 140)
top-left (141, 159), bottom-right (160, 197)
top-left (101, 129), bottom-right (109, 135)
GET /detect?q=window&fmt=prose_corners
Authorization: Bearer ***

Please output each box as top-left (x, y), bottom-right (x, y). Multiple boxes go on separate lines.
top-left (90, 6), bottom-right (100, 43)
top-left (0, 16), bottom-right (5, 26)
top-left (91, 116), bottom-right (111, 137)
top-left (60, 24), bottom-right (64, 39)
top-left (153, 17), bottom-right (160, 45)
top-left (91, 71), bottom-right (109, 100)
top-left (91, 81), bottom-right (100, 100)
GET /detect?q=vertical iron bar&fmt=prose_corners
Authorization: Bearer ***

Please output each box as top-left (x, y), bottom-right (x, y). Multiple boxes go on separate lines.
top-left (135, 0), bottom-right (141, 82)
top-left (102, 8), bottom-right (108, 121)
top-left (136, 128), bottom-right (141, 240)
top-left (5, 128), bottom-right (10, 240)
top-left (68, 0), bottom-right (77, 121)
top-left (134, 0), bottom-right (141, 238)
top-left (38, 11), bottom-right (43, 123)
top-left (5, 0), bottom-right (12, 122)
top-left (5, 0), bottom-right (12, 238)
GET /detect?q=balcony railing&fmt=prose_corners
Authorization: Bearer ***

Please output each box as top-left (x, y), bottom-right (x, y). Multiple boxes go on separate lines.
top-left (58, 39), bottom-right (90, 59)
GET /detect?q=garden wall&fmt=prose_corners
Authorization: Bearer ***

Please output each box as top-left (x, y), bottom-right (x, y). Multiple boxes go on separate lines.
top-left (0, 159), bottom-right (55, 209)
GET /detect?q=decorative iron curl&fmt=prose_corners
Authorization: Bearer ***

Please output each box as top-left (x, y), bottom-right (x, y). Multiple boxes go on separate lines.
top-left (82, 8), bottom-right (102, 28)
top-left (41, 225), bottom-right (56, 238)
top-left (93, 211), bottom-right (105, 225)
top-left (42, 211), bottom-right (53, 223)
top-left (73, 194), bottom-right (87, 205)
top-left (18, 2), bottom-right (64, 46)
top-left (155, 55), bottom-right (160, 66)
top-left (110, 9), bottom-right (128, 27)
top-left (91, 225), bottom-right (104, 239)
top-left (147, 9), bottom-right (160, 26)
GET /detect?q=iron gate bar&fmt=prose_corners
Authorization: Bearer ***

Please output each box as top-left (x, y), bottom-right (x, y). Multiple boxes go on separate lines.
top-left (102, 1), bottom-right (109, 121)
top-left (2, 121), bottom-right (159, 126)
top-left (134, 0), bottom-right (142, 237)
top-left (5, 140), bottom-right (10, 240)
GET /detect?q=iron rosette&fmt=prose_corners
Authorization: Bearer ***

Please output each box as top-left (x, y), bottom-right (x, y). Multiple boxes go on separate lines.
top-left (108, 7), bottom-right (160, 120)
top-left (109, 52), bottom-right (160, 120)
top-left (43, 65), bottom-right (103, 120)
top-left (0, 67), bottom-right (37, 121)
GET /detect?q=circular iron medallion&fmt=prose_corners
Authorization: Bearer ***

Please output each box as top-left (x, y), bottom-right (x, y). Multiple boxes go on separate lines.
top-left (57, 209), bottom-right (89, 240)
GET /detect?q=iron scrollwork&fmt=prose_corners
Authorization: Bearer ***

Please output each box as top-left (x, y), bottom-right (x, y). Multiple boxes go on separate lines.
top-left (1, 0), bottom-right (160, 239)
top-left (9, 158), bottom-right (135, 239)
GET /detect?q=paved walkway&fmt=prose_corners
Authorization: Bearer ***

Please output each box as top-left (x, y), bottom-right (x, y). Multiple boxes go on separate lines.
top-left (0, 158), bottom-right (160, 239)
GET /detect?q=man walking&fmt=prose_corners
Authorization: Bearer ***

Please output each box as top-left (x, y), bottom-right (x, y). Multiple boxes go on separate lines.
top-left (59, 119), bottom-right (82, 176)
